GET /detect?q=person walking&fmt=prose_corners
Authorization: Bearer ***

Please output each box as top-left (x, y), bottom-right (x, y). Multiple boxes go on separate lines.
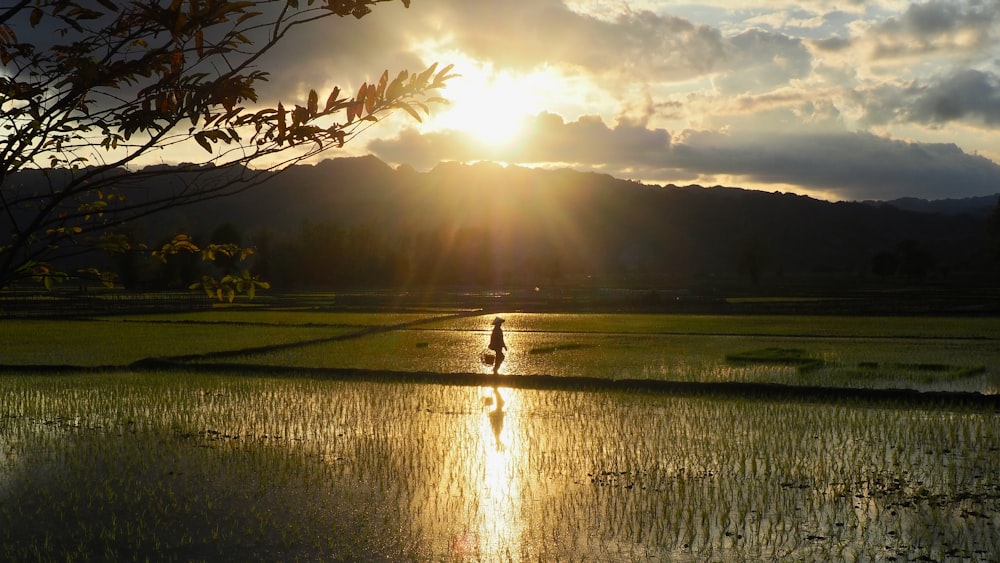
top-left (488, 316), bottom-right (507, 374)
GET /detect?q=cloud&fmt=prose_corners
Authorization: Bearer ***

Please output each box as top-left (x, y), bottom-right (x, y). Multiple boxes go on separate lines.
top-left (869, 0), bottom-right (1000, 59)
top-left (418, 1), bottom-right (728, 83)
top-left (811, 36), bottom-right (853, 52)
top-left (368, 112), bottom-right (672, 170)
top-left (19, 0), bottom-right (1000, 203)
top-left (714, 29), bottom-right (813, 94)
top-left (907, 70), bottom-right (1000, 126)
top-left (859, 70), bottom-right (1000, 128)
top-left (671, 130), bottom-right (1000, 200)
top-left (369, 114), bottom-right (1000, 201)
top-left (257, 2), bottom-right (426, 100)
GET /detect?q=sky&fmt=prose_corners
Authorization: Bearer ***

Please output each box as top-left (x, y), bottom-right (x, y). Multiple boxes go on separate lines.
top-left (129, 1), bottom-right (1000, 202)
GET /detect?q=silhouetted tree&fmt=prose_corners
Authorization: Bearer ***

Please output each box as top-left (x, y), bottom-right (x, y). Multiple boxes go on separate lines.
top-left (871, 251), bottom-right (899, 277)
top-left (0, 0), bottom-right (452, 297)
top-left (896, 239), bottom-right (935, 279)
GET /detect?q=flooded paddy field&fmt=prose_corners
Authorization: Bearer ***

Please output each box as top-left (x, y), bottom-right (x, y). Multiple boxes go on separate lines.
top-left (1, 309), bottom-right (999, 560)
top-left (1, 373), bottom-right (999, 561)
top-left (182, 311), bottom-right (1000, 394)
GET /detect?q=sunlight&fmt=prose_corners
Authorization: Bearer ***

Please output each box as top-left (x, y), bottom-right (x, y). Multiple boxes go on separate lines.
top-left (424, 386), bottom-right (527, 561)
top-left (425, 57), bottom-right (558, 147)
top-left (476, 387), bottom-right (523, 558)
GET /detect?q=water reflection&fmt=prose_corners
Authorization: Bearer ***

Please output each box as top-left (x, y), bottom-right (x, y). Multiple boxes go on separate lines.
top-left (450, 386), bottom-right (523, 561)
top-left (487, 387), bottom-right (505, 451)
top-left (3, 377), bottom-right (998, 561)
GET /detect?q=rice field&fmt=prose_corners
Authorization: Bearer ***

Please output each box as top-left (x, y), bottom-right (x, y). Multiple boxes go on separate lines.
top-left (1, 307), bottom-right (999, 560)
top-left (171, 311), bottom-right (1000, 394)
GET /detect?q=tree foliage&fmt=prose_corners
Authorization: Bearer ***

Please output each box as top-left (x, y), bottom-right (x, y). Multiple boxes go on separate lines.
top-left (0, 0), bottom-right (453, 296)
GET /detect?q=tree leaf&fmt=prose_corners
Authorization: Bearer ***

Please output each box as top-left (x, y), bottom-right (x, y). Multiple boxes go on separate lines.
top-left (376, 70), bottom-right (388, 99)
top-left (324, 86), bottom-right (340, 112)
top-left (396, 102), bottom-right (422, 122)
top-left (355, 81), bottom-right (367, 111)
top-left (435, 63), bottom-right (455, 83)
top-left (363, 83), bottom-right (375, 115)
top-left (194, 132), bottom-right (212, 153)
top-left (277, 102), bottom-right (286, 140)
top-left (307, 89), bottom-right (318, 116)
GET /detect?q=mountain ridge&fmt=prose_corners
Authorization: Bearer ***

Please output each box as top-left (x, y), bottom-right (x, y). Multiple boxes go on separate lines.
top-left (8, 156), bottom-right (997, 289)
top-left (149, 156), bottom-right (995, 286)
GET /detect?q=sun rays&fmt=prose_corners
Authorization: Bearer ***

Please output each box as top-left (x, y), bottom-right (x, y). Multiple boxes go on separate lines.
top-left (421, 56), bottom-right (562, 148)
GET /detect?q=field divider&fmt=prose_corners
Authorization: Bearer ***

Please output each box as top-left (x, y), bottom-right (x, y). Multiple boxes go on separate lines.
top-left (119, 360), bottom-right (1000, 411)
top-left (133, 310), bottom-right (487, 364)
top-left (3, 357), bottom-right (998, 410)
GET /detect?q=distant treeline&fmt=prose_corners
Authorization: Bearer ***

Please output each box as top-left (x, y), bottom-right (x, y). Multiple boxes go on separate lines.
top-left (15, 156), bottom-right (1000, 291)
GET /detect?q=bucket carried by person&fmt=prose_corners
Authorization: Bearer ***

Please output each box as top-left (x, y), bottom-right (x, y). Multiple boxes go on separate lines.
top-left (480, 348), bottom-right (496, 366)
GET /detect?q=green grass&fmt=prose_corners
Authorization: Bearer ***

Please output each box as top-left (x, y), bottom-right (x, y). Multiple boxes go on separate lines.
top-left (0, 319), bottom-right (359, 365)
top-left (200, 325), bottom-right (1000, 392)
top-left (3, 311), bottom-right (999, 392)
top-left (424, 312), bottom-right (1000, 339)
top-left (105, 310), bottom-right (449, 326)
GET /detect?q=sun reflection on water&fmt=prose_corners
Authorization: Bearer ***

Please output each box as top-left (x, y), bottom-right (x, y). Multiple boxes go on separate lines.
top-left (450, 386), bottom-right (525, 561)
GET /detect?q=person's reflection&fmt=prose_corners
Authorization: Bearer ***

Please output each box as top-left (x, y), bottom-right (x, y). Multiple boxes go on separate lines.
top-left (487, 386), bottom-right (506, 451)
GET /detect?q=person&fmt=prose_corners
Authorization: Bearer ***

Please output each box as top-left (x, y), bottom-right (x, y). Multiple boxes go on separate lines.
top-left (488, 316), bottom-right (507, 374)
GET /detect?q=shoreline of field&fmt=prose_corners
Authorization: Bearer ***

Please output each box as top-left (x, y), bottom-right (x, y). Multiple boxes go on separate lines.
top-left (5, 360), bottom-right (998, 411)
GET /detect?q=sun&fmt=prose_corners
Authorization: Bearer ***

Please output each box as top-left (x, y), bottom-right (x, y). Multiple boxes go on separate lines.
top-left (445, 73), bottom-right (524, 145)
top-left (428, 61), bottom-right (555, 147)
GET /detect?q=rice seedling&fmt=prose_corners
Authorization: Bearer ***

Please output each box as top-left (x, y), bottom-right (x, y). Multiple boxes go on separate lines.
top-left (202, 322), bottom-right (1000, 393)
top-left (0, 371), bottom-right (998, 561)
top-left (421, 312), bottom-right (1000, 340)
top-left (726, 347), bottom-right (825, 371)
top-left (2, 309), bottom-right (999, 559)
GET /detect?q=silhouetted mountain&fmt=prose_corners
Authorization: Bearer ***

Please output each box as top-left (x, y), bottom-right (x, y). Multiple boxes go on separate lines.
top-left (156, 156), bottom-right (993, 286)
top-left (11, 156), bottom-right (996, 289)
top-left (864, 195), bottom-right (999, 216)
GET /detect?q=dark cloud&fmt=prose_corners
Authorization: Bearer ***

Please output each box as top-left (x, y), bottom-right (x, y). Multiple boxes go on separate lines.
top-left (368, 112), bottom-right (672, 170)
top-left (904, 0), bottom-right (964, 34)
top-left (672, 130), bottom-right (1000, 200)
top-left (811, 36), bottom-right (852, 52)
top-left (907, 69), bottom-right (1000, 126)
top-left (871, 0), bottom-right (1000, 58)
top-left (859, 70), bottom-right (1000, 128)
top-left (257, 2), bottom-right (425, 100)
top-left (368, 113), bottom-right (670, 168)
top-left (369, 114), bottom-right (1000, 201)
